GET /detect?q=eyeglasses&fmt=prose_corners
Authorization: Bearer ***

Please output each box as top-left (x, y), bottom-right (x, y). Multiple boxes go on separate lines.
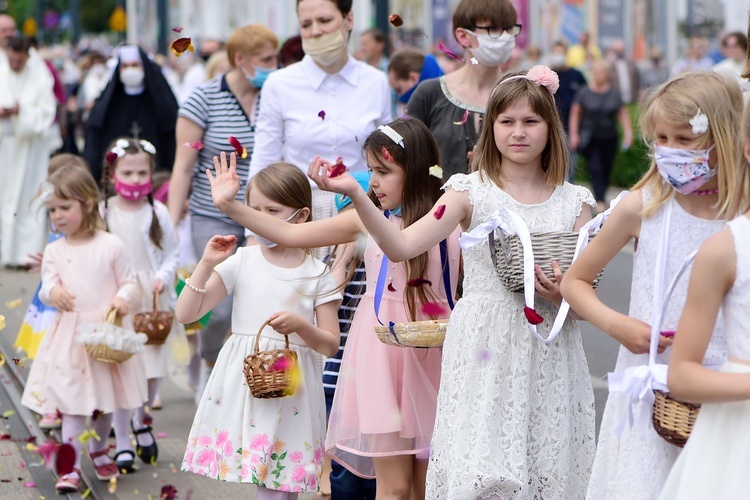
top-left (468, 24), bottom-right (522, 39)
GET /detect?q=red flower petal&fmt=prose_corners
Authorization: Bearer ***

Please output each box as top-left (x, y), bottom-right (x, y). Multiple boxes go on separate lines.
top-left (171, 27), bottom-right (183, 33)
top-left (169, 37), bottom-right (195, 57)
top-left (184, 141), bottom-right (204, 151)
top-left (161, 484), bottom-right (178, 500)
top-left (434, 204), bottom-right (446, 220)
top-left (37, 440), bottom-right (58, 464)
top-left (381, 146), bottom-right (393, 162)
top-left (227, 136), bottom-right (248, 159)
top-left (105, 151), bottom-right (118, 166)
top-left (55, 443), bottom-right (76, 476)
top-left (387, 283), bottom-right (397, 292)
top-left (389, 14), bottom-right (404, 27)
top-left (143, 414), bottom-right (154, 426)
top-left (318, 110), bottom-right (326, 120)
top-left (407, 278), bottom-right (432, 287)
top-left (91, 409), bottom-right (103, 421)
top-left (328, 158), bottom-right (348, 178)
top-left (421, 301), bottom-right (448, 318)
top-left (453, 109), bottom-right (469, 126)
top-left (523, 306), bottom-right (544, 325)
top-left (270, 358), bottom-right (293, 371)
top-left (437, 42), bottom-right (464, 61)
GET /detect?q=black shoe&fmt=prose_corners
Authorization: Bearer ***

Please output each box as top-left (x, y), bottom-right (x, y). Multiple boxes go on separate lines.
top-left (114, 450), bottom-right (136, 473)
top-left (131, 423), bottom-right (158, 465)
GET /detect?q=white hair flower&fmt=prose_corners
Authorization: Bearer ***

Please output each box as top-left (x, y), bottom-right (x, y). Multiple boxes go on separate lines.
top-left (689, 109), bottom-right (708, 135)
top-left (140, 140), bottom-right (156, 155)
top-left (115, 139), bottom-right (130, 149)
top-left (39, 182), bottom-right (54, 202)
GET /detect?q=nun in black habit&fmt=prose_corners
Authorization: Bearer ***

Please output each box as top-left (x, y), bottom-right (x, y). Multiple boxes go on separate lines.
top-left (83, 45), bottom-right (178, 182)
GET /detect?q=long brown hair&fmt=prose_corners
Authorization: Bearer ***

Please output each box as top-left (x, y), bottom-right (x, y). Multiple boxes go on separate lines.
top-left (363, 118), bottom-right (445, 321)
top-left (46, 165), bottom-right (104, 237)
top-left (102, 137), bottom-right (164, 249)
top-left (471, 70), bottom-right (569, 189)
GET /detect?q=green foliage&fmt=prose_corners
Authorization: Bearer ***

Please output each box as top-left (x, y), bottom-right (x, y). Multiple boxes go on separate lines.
top-left (81, 0), bottom-right (118, 33)
top-left (575, 103), bottom-right (651, 189)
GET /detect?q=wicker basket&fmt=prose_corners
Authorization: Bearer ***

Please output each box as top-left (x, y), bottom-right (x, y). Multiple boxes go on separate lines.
top-left (652, 389), bottom-right (701, 448)
top-left (243, 320), bottom-right (299, 399)
top-left (489, 230), bottom-right (603, 293)
top-left (133, 290), bottom-right (174, 345)
top-left (84, 309), bottom-right (135, 364)
top-left (376, 319), bottom-right (448, 348)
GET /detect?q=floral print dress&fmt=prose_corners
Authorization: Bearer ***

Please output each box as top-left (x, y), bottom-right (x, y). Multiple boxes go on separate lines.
top-left (181, 246), bottom-right (340, 493)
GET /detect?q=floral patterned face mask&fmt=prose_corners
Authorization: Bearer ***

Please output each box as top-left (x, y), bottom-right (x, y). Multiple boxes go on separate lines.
top-left (654, 144), bottom-right (717, 195)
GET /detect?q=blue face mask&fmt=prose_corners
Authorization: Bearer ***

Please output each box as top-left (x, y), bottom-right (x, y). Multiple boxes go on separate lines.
top-left (247, 66), bottom-right (275, 89)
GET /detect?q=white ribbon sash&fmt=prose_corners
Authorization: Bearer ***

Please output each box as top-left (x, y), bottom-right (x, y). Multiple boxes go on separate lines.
top-left (459, 190), bottom-right (628, 343)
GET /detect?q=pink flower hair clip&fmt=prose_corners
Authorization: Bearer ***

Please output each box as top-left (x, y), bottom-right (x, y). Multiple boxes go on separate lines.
top-left (500, 65), bottom-right (560, 96)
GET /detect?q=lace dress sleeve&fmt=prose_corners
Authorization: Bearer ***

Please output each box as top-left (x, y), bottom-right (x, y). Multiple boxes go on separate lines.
top-left (571, 184), bottom-right (597, 217)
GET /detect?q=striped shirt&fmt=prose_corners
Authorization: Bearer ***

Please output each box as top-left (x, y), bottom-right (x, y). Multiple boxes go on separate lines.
top-left (323, 261), bottom-right (366, 398)
top-left (179, 75), bottom-right (259, 225)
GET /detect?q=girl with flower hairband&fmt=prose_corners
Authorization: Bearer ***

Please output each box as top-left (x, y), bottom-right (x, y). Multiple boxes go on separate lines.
top-left (209, 118), bottom-right (460, 499)
top-left (100, 137), bottom-right (187, 473)
top-left (562, 71), bottom-right (740, 499)
top-left (310, 66), bottom-right (598, 498)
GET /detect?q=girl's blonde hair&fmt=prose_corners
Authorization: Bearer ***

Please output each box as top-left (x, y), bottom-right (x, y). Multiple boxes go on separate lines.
top-left (635, 71), bottom-right (743, 218)
top-left (471, 70), bottom-right (569, 188)
top-left (732, 99), bottom-right (750, 217)
top-left (102, 137), bottom-right (164, 249)
top-left (46, 165), bottom-right (103, 237)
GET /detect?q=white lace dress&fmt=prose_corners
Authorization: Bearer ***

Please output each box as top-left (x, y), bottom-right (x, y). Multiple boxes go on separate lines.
top-left (426, 173), bottom-right (597, 499)
top-left (659, 215), bottom-right (750, 499)
top-left (587, 191), bottom-right (726, 500)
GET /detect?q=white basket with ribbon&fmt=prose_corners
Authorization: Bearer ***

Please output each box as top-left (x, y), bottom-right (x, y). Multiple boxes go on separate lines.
top-left (458, 191), bottom-right (628, 343)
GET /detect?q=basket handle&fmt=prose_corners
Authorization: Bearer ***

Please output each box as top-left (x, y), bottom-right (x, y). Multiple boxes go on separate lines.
top-left (253, 319), bottom-right (291, 354)
top-left (105, 307), bottom-right (123, 327)
top-left (152, 289), bottom-right (160, 313)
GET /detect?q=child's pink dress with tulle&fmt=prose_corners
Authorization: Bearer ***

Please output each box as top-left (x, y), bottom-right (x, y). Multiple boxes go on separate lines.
top-left (326, 216), bottom-right (460, 478)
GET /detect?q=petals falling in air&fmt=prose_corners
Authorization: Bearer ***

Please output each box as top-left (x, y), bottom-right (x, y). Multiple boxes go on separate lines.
top-left (453, 109), bottom-right (469, 126)
top-left (328, 158), bottom-right (347, 178)
top-left (105, 151), bottom-right (119, 166)
top-left (389, 14), bottom-right (404, 27)
top-left (523, 306), bottom-right (544, 325)
top-left (407, 278), bottom-right (432, 287)
top-left (421, 302), bottom-right (448, 318)
top-left (437, 42), bottom-right (463, 61)
top-left (429, 165), bottom-right (443, 179)
top-left (184, 141), bottom-right (204, 151)
top-left (171, 27), bottom-right (183, 33)
top-left (381, 146), bottom-right (393, 162)
top-left (169, 38), bottom-right (195, 57)
top-left (318, 110), bottom-right (326, 120)
top-left (228, 136), bottom-right (248, 159)
top-left (433, 205), bottom-right (446, 220)
top-left (387, 283), bottom-right (397, 292)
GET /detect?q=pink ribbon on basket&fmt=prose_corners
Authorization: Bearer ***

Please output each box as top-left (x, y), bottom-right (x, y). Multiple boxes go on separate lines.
top-left (458, 191), bottom-right (628, 343)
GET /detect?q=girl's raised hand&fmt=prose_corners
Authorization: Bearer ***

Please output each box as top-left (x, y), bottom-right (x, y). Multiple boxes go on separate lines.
top-left (269, 311), bottom-right (305, 335)
top-left (202, 235), bottom-right (237, 267)
top-left (50, 286), bottom-right (76, 312)
top-left (207, 152), bottom-right (241, 208)
top-left (307, 156), bottom-right (361, 196)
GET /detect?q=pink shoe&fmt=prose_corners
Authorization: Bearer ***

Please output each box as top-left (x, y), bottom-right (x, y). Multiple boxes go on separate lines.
top-left (55, 469), bottom-right (81, 492)
top-left (39, 412), bottom-right (62, 430)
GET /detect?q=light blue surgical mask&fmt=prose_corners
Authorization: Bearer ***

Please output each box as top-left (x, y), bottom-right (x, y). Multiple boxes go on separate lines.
top-left (244, 66), bottom-right (275, 89)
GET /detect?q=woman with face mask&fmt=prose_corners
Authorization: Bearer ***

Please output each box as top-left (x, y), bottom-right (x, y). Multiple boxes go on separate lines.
top-left (407, 0), bottom-right (520, 179)
top-left (83, 45), bottom-right (178, 183)
top-left (249, 0), bottom-right (392, 259)
top-left (167, 25), bottom-right (280, 405)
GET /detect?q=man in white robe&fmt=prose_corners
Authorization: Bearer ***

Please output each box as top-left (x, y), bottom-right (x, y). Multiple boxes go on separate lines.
top-left (0, 36), bottom-right (55, 267)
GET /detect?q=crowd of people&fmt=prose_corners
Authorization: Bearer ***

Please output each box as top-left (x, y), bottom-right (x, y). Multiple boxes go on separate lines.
top-left (3, 0), bottom-right (750, 498)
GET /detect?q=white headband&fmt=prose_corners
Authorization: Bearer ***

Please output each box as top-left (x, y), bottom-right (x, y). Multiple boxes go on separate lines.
top-left (378, 125), bottom-right (405, 149)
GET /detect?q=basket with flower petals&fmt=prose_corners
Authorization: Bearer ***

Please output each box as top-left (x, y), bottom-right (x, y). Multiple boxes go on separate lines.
top-left (77, 309), bottom-right (148, 363)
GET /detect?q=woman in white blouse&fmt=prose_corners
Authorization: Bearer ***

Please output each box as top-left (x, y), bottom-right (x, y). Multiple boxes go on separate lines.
top-left (249, 0), bottom-right (392, 235)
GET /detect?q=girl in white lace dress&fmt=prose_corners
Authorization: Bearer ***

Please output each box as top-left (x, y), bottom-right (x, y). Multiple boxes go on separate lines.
top-left (659, 104), bottom-right (750, 498)
top-left (562, 71), bottom-right (741, 500)
top-left (311, 66), bottom-right (597, 498)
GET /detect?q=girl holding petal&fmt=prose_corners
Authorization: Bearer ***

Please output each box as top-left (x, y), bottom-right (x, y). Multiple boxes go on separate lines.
top-left (562, 71), bottom-right (739, 499)
top-left (308, 67), bottom-right (597, 498)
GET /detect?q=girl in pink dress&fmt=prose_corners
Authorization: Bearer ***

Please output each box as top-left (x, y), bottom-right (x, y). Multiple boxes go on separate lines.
top-left (21, 166), bottom-right (147, 493)
top-left (209, 118), bottom-right (460, 499)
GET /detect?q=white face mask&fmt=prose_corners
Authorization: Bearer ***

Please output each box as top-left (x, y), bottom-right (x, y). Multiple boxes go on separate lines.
top-left (120, 66), bottom-right (145, 89)
top-left (464, 30), bottom-right (515, 67)
top-left (256, 209), bottom-right (302, 248)
top-left (548, 53), bottom-right (567, 68)
top-left (654, 144), bottom-right (717, 194)
top-left (302, 31), bottom-right (348, 67)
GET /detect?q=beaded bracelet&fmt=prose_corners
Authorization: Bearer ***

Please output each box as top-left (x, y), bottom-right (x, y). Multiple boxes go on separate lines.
top-left (184, 278), bottom-right (206, 294)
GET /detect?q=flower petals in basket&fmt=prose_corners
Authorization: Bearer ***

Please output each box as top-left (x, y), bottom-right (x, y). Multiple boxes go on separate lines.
top-left (376, 319), bottom-right (448, 348)
top-left (76, 309), bottom-right (148, 363)
top-left (243, 320), bottom-right (300, 399)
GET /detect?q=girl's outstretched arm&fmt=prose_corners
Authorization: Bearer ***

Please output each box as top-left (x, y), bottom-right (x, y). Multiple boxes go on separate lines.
top-left (175, 235), bottom-right (234, 323)
top-left (668, 228), bottom-right (750, 403)
top-left (208, 152), bottom-right (364, 248)
top-left (309, 158), bottom-right (470, 262)
top-left (269, 300), bottom-right (341, 357)
top-left (561, 190), bottom-right (672, 354)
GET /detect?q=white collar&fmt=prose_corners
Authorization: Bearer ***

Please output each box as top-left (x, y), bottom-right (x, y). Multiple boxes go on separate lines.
top-left (301, 54), bottom-right (359, 91)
